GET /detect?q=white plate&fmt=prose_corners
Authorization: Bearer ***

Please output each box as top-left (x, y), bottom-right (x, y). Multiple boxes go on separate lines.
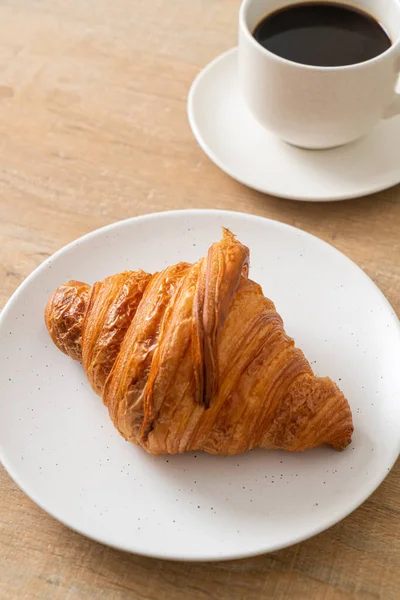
top-left (1, 210), bottom-right (399, 561)
top-left (187, 48), bottom-right (400, 202)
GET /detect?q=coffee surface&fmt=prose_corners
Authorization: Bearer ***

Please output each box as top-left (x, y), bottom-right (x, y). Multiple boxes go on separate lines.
top-left (252, 2), bottom-right (391, 67)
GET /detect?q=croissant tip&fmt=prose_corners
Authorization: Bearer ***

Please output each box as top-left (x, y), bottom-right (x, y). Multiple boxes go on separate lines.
top-left (221, 226), bottom-right (236, 240)
top-left (326, 419), bottom-right (354, 451)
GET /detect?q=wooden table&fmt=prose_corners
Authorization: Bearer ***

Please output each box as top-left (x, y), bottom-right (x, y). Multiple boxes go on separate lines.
top-left (0, 1), bottom-right (399, 598)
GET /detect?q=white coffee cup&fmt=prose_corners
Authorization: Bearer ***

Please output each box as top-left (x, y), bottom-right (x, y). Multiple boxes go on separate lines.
top-left (238, 0), bottom-right (400, 149)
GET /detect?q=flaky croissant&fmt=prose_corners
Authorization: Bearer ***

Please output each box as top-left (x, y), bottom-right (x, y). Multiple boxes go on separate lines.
top-left (45, 229), bottom-right (353, 455)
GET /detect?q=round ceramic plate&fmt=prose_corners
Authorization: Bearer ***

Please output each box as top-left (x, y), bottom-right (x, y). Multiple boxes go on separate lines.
top-left (1, 210), bottom-right (399, 561)
top-left (188, 48), bottom-right (400, 201)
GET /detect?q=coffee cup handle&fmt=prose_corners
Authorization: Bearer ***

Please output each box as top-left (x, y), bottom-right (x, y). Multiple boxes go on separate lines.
top-left (384, 55), bottom-right (400, 119)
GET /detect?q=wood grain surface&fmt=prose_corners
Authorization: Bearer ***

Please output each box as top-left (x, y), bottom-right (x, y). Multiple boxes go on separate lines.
top-left (0, 1), bottom-right (399, 598)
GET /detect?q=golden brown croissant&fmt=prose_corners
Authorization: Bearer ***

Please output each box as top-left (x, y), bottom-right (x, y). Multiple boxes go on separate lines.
top-left (45, 229), bottom-right (353, 455)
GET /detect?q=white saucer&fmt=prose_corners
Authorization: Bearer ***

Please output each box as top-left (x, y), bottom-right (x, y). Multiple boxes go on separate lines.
top-left (188, 48), bottom-right (400, 202)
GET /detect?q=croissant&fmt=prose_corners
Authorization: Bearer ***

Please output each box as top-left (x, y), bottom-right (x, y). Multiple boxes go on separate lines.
top-left (45, 229), bottom-right (353, 455)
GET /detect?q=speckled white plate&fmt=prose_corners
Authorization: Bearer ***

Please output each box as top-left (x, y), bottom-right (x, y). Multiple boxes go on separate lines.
top-left (1, 210), bottom-right (399, 561)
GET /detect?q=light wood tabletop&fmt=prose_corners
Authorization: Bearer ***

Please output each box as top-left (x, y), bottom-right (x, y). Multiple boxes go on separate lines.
top-left (0, 1), bottom-right (399, 598)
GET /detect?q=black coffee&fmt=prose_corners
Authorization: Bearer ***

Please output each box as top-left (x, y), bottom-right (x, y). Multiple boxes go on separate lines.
top-left (252, 2), bottom-right (391, 67)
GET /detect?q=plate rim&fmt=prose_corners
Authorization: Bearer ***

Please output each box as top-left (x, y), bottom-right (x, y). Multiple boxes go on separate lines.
top-left (187, 47), bottom-right (400, 203)
top-left (1, 208), bottom-right (400, 562)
